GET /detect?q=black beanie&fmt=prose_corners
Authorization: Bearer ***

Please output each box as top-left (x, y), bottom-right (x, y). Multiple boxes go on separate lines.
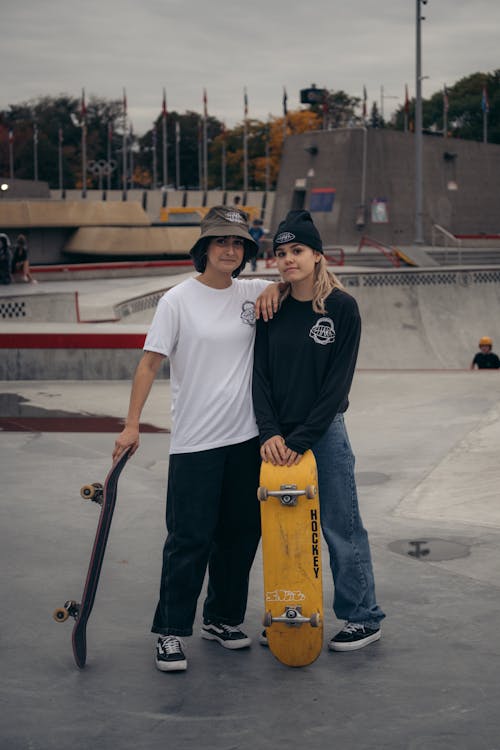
top-left (273, 210), bottom-right (323, 254)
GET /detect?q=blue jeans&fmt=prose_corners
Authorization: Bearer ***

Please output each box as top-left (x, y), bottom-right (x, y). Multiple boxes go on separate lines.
top-left (312, 414), bottom-right (385, 628)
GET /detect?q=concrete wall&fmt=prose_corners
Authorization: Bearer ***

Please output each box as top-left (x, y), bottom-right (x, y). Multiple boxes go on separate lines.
top-left (0, 348), bottom-right (166, 380)
top-left (272, 129), bottom-right (500, 246)
top-left (0, 292), bottom-right (78, 322)
top-left (50, 189), bottom-right (275, 225)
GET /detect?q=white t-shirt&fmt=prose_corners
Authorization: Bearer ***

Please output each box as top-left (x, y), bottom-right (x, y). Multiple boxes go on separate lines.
top-left (144, 276), bottom-right (271, 454)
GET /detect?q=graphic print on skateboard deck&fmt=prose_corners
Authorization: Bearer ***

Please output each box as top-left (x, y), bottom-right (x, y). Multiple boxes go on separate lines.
top-left (53, 447), bottom-right (131, 668)
top-left (258, 449), bottom-right (323, 667)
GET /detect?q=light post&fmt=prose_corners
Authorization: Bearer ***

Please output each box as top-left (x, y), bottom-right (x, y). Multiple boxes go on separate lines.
top-left (415, 0), bottom-right (427, 244)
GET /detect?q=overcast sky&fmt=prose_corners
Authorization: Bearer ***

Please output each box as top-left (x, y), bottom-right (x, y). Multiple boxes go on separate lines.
top-left (2, 0), bottom-right (499, 134)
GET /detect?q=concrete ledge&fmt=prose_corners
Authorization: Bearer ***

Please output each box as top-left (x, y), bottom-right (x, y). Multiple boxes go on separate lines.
top-left (0, 325), bottom-right (160, 380)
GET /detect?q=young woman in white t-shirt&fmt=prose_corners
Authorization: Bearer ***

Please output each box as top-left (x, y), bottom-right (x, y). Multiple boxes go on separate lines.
top-left (113, 206), bottom-right (279, 672)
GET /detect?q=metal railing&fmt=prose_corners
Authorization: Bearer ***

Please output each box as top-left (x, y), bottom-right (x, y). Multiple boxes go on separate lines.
top-left (357, 236), bottom-right (400, 267)
top-left (431, 225), bottom-right (462, 265)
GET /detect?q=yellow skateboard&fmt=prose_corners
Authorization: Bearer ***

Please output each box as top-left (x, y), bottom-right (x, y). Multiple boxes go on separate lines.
top-left (258, 449), bottom-right (323, 667)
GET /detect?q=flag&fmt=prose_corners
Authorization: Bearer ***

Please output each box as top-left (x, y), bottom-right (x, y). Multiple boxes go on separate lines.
top-left (162, 88), bottom-right (167, 118)
top-left (81, 88), bottom-right (87, 121)
top-left (443, 85), bottom-right (449, 113)
top-left (404, 85), bottom-right (410, 114)
top-left (244, 87), bottom-right (248, 118)
top-left (481, 85), bottom-right (489, 113)
top-left (203, 88), bottom-right (208, 118)
top-left (283, 87), bottom-right (288, 117)
top-left (363, 86), bottom-right (367, 118)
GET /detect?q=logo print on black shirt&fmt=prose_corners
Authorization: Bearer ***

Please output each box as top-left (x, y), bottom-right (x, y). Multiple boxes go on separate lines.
top-left (309, 317), bottom-right (335, 345)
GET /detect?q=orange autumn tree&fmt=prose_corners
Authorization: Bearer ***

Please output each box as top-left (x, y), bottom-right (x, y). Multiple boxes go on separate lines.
top-left (252, 109), bottom-right (322, 187)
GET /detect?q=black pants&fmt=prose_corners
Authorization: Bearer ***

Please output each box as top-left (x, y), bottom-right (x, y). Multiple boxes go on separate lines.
top-left (151, 437), bottom-right (261, 636)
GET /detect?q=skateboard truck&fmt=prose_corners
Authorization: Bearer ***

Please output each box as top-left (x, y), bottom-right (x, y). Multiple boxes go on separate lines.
top-left (257, 483), bottom-right (317, 506)
top-left (263, 606), bottom-right (321, 628)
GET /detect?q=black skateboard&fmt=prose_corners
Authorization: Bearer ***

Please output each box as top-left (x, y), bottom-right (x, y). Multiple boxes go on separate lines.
top-left (53, 448), bottom-right (131, 668)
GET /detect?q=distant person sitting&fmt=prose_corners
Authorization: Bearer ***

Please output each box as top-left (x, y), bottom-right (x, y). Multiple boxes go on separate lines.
top-left (11, 234), bottom-right (36, 283)
top-left (0, 233), bottom-right (12, 285)
top-left (233, 196), bottom-right (242, 207)
top-left (470, 337), bottom-right (500, 369)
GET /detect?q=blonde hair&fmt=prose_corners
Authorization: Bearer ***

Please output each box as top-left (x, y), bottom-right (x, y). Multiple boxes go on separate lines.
top-left (279, 255), bottom-right (345, 313)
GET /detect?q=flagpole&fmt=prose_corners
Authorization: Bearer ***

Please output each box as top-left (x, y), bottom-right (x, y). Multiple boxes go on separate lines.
top-left (404, 84), bottom-right (409, 133)
top-left (283, 86), bottom-right (288, 142)
top-left (175, 120), bottom-right (181, 189)
top-left (107, 121), bottom-right (112, 191)
top-left (265, 121), bottom-right (270, 193)
top-left (8, 129), bottom-right (14, 179)
top-left (243, 87), bottom-right (248, 193)
top-left (482, 86), bottom-right (489, 144)
top-left (203, 89), bottom-right (208, 192)
top-left (443, 86), bottom-right (448, 139)
top-left (129, 123), bottom-right (134, 189)
top-left (152, 124), bottom-right (157, 189)
top-left (220, 123), bottom-right (226, 192)
top-left (162, 88), bottom-right (168, 187)
top-left (414, 0), bottom-right (424, 245)
top-left (80, 89), bottom-right (86, 198)
top-left (33, 122), bottom-right (39, 182)
top-left (58, 127), bottom-right (63, 196)
top-left (198, 120), bottom-right (202, 190)
top-left (122, 88), bottom-right (127, 200)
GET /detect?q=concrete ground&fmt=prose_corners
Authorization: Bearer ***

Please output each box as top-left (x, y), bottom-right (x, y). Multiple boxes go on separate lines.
top-left (2, 368), bottom-right (500, 750)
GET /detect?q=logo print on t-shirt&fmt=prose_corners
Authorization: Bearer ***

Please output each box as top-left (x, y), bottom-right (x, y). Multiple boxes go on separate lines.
top-left (309, 317), bottom-right (335, 345)
top-left (240, 300), bottom-right (256, 326)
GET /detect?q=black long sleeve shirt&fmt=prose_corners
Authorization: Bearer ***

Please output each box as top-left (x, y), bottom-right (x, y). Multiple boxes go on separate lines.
top-left (252, 289), bottom-right (361, 454)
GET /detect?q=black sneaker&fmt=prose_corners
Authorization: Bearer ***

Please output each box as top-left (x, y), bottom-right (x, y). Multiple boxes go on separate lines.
top-left (201, 622), bottom-right (252, 649)
top-left (259, 630), bottom-right (268, 646)
top-left (155, 635), bottom-right (187, 671)
top-left (328, 622), bottom-right (381, 652)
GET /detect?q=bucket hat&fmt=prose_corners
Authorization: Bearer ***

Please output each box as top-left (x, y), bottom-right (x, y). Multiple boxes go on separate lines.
top-left (190, 206), bottom-right (258, 263)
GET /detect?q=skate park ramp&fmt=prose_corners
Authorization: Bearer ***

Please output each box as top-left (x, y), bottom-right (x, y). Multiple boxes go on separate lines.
top-left (342, 267), bottom-right (500, 369)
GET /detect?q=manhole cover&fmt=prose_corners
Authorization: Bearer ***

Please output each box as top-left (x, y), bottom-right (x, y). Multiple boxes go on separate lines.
top-left (356, 471), bottom-right (390, 486)
top-left (388, 538), bottom-right (470, 562)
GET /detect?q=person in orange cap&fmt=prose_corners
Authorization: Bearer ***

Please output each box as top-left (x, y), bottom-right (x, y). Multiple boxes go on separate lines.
top-left (471, 337), bottom-right (500, 369)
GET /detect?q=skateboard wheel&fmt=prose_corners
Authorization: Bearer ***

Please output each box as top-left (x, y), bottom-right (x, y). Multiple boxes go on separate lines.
top-left (305, 484), bottom-right (317, 499)
top-left (81, 482), bottom-right (103, 502)
top-left (257, 486), bottom-right (269, 502)
top-left (53, 607), bottom-right (69, 623)
top-left (263, 611), bottom-right (273, 627)
top-left (310, 612), bottom-right (321, 628)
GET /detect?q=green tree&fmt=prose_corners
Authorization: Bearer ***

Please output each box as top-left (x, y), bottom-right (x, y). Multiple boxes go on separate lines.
top-left (392, 71), bottom-right (500, 144)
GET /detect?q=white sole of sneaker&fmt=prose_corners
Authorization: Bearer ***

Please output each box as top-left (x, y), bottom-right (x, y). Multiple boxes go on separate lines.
top-left (201, 630), bottom-right (252, 650)
top-left (328, 630), bottom-right (381, 652)
top-left (156, 659), bottom-right (187, 672)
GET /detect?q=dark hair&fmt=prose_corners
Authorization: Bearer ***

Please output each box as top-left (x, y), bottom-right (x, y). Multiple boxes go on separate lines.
top-left (190, 236), bottom-right (255, 278)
